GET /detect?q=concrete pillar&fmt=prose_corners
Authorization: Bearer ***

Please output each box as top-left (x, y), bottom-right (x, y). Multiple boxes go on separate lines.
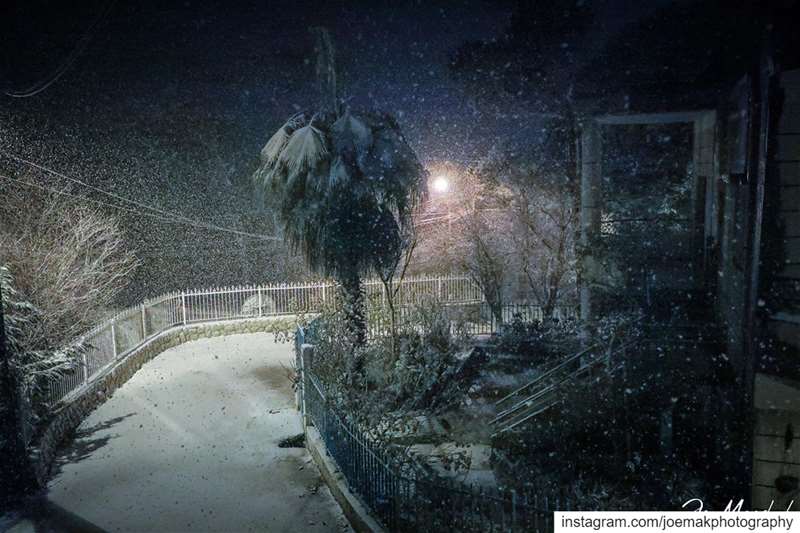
top-left (580, 120), bottom-right (602, 324)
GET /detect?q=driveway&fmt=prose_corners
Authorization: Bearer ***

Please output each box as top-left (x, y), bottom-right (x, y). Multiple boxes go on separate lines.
top-left (7, 333), bottom-right (350, 533)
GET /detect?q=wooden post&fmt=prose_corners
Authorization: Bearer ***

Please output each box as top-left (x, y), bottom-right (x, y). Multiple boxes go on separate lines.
top-left (141, 303), bottom-right (147, 338)
top-left (692, 111), bottom-right (717, 282)
top-left (511, 489), bottom-right (518, 528)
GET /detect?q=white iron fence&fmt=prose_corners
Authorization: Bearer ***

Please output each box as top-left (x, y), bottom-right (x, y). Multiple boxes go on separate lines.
top-left (47, 275), bottom-right (484, 405)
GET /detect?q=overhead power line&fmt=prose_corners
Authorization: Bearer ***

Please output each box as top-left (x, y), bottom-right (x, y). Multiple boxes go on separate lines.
top-left (0, 173), bottom-right (277, 242)
top-left (1, 172), bottom-right (177, 223)
top-left (4, 0), bottom-right (117, 98)
top-left (0, 149), bottom-right (211, 226)
top-left (0, 154), bottom-right (281, 241)
top-left (0, 172), bottom-right (280, 241)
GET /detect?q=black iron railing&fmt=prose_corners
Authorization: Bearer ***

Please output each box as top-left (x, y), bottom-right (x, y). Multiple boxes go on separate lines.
top-left (296, 335), bottom-right (566, 532)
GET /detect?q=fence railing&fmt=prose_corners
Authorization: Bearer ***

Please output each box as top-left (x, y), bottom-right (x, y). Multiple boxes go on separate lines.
top-left (365, 302), bottom-right (578, 340)
top-left (38, 270), bottom-right (580, 530)
top-left (297, 340), bottom-right (570, 532)
top-left (47, 274), bottom-right (485, 406)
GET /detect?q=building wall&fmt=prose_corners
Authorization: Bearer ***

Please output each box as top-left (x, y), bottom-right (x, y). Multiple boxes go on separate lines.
top-left (767, 68), bottom-right (800, 349)
top-left (752, 68), bottom-right (800, 510)
top-left (752, 375), bottom-right (800, 510)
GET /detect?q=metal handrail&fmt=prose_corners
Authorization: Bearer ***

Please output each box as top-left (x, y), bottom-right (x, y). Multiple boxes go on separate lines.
top-left (494, 344), bottom-right (599, 409)
top-left (491, 340), bottom-right (638, 431)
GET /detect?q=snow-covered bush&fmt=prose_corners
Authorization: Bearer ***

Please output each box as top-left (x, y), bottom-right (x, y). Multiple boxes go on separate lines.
top-left (1, 266), bottom-right (81, 424)
top-left (0, 179), bottom-right (138, 351)
top-left (495, 315), bottom-right (581, 361)
top-left (240, 293), bottom-right (277, 316)
top-left (306, 303), bottom-right (365, 407)
top-left (312, 299), bottom-right (471, 419)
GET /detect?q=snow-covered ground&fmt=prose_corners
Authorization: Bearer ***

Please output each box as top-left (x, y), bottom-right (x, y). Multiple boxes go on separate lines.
top-left (8, 333), bottom-right (351, 532)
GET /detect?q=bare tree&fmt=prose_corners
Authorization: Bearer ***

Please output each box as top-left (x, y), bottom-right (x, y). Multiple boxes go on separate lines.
top-left (377, 234), bottom-right (418, 360)
top-left (461, 213), bottom-right (509, 324)
top-left (476, 156), bottom-right (577, 317)
top-left (0, 176), bottom-right (139, 352)
top-left (411, 155), bottom-right (577, 322)
top-left (512, 184), bottom-right (577, 316)
top-left (422, 169), bottom-right (513, 323)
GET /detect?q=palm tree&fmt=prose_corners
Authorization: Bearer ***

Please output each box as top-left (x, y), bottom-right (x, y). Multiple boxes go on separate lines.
top-left (253, 31), bottom-right (427, 342)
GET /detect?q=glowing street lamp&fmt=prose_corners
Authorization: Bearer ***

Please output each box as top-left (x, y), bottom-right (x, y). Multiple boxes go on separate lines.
top-left (432, 175), bottom-right (450, 194)
top-left (428, 174), bottom-right (453, 232)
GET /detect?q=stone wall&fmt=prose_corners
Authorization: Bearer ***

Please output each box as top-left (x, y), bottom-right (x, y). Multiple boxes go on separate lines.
top-left (28, 316), bottom-right (296, 486)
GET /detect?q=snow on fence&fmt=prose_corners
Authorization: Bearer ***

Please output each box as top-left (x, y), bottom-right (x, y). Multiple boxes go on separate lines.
top-left (296, 334), bottom-right (571, 532)
top-left (46, 274), bottom-right (484, 405)
top-left (365, 302), bottom-right (578, 339)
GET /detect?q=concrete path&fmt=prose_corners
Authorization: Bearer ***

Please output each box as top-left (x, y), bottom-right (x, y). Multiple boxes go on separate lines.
top-left (8, 333), bottom-right (351, 533)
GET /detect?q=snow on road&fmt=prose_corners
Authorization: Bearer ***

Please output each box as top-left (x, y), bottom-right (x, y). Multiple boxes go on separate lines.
top-left (11, 333), bottom-right (351, 533)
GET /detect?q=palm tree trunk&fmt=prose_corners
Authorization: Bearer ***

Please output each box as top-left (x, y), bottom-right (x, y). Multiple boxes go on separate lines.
top-left (340, 273), bottom-right (366, 345)
top-left (311, 27), bottom-right (339, 115)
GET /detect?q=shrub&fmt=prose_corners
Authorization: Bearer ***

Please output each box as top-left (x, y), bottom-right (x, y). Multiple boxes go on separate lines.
top-left (495, 374), bottom-right (705, 510)
top-left (495, 315), bottom-right (581, 362)
top-left (1, 266), bottom-right (81, 426)
top-left (0, 178), bottom-right (138, 351)
top-left (311, 299), bottom-right (472, 419)
top-left (0, 178), bottom-right (137, 424)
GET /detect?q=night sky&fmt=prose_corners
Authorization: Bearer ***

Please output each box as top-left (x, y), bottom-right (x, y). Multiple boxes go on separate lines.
top-left (3, 1), bottom-right (510, 167)
top-left (0, 0), bottom-right (676, 296)
top-left (1, 1), bottom-right (664, 170)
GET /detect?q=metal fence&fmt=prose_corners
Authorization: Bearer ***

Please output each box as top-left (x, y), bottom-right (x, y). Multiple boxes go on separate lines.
top-left (36, 270), bottom-right (579, 530)
top-left (297, 337), bottom-right (569, 532)
top-left (46, 274), bottom-right (485, 405)
top-left (365, 302), bottom-right (578, 339)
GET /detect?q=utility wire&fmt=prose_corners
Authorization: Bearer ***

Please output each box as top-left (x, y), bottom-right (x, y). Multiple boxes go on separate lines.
top-left (0, 150), bottom-right (281, 240)
top-left (0, 172), bottom-right (281, 241)
top-left (0, 149), bottom-right (200, 223)
top-left (5, 0), bottom-right (117, 98)
top-left (0, 172), bottom-right (175, 222)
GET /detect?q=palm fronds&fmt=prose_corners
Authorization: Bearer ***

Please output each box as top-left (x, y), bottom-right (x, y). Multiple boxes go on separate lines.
top-left (260, 125), bottom-right (290, 164)
top-left (332, 109), bottom-right (373, 155)
top-left (253, 109), bottom-right (427, 281)
top-left (279, 124), bottom-right (329, 175)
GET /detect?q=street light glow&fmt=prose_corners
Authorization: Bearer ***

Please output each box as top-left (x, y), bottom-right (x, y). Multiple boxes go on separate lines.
top-left (432, 175), bottom-right (450, 193)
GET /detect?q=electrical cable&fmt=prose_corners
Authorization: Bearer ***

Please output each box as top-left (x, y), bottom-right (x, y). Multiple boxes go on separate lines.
top-left (0, 150), bottom-right (281, 240)
top-left (0, 173), bottom-right (281, 241)
top-left (4, 0), bottom-right (117, 98)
